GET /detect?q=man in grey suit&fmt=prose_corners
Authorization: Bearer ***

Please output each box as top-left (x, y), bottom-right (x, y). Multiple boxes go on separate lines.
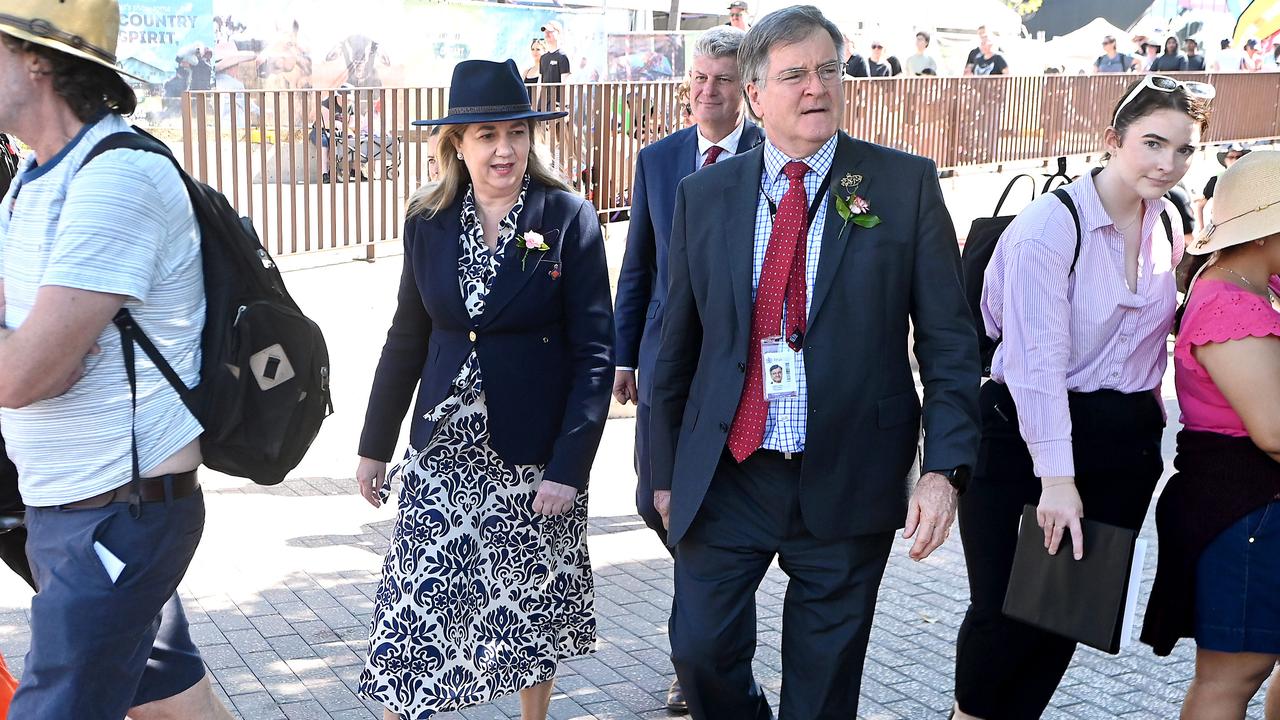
top-left (648, 6), bottom-right (981, 718)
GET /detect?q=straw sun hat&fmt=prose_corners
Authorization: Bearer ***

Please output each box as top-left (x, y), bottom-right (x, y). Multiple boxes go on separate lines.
top-left (0, 0), bottom-right (145, 81)
top-left (1190, 151), bottom-right (1280, 255)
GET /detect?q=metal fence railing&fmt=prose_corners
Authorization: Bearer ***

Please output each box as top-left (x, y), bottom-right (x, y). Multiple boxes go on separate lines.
top-left (180, 72), bottom-right (1280, 258)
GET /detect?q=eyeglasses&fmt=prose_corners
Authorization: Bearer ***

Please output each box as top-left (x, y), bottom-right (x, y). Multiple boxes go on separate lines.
top-left (770, 61), bottom-right (843, 88)
top-left (1112, 74), bottom-right (1216, 126)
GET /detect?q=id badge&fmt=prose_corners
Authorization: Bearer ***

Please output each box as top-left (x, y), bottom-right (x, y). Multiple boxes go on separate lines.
top-left (761, 336), bottom-right (799, 401)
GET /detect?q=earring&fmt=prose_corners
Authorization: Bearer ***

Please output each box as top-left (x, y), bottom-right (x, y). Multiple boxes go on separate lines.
top-left (456, 152), bottom-right (463, 160)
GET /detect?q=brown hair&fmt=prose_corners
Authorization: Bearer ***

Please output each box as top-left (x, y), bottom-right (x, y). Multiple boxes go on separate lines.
top-left (0, 36), bottom-right (137, 121)
top-left (407, 119), bottom-right (573, 219)
top-left (1110, 78), bottom-right (1212, 138)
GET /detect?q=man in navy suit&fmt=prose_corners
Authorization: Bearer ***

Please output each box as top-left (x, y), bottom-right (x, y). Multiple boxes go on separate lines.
top-left (649, 7), bottom-right (980, 718)
top-left (612, 25), bottom-right (763, 715)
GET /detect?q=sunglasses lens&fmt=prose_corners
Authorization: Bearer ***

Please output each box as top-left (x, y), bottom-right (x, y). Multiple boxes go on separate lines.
top-left (1185, 82), bottom-right (1216, 99)
top-left (1151, 76), bottom-right (1179, 91)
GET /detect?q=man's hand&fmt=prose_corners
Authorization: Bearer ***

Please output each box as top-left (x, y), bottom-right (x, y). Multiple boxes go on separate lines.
top-left (653, 490), bottom-right (671, 530)
top-left (1037, 477), bottom-right (1084, 560)
top-left (613, 369), bottom-right (638, 405)
top-left (903, 472), bottom-right (958, 561)
top-left (533, 480), bottom-right (577, 517)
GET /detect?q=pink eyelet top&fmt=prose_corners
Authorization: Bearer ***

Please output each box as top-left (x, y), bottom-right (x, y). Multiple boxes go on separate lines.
top-left (1174, 277), bottom-right (1280, 437)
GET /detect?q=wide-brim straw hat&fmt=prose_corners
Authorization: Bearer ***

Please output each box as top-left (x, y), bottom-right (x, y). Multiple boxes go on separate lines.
top-left (412, 59), bottom-right (568, 127)
top-left (1189, 151), bottom-right (1280, 255)
top-left (0, 0), bottom-right (147, 82)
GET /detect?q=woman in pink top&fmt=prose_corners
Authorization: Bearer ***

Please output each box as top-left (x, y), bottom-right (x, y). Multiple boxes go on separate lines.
top-left (953, 76), bottom-right (1214, 720)
top-left (1142, 151), bottom-right (1280, 718)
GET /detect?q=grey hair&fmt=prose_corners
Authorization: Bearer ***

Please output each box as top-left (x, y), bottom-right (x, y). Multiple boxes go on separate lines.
top-left (694, 25), bottom-right (747, 61)
top-left (738, 5), bottom-right (843, 87)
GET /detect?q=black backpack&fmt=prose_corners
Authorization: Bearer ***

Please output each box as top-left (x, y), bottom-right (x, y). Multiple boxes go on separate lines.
top-left (962, 168), bottom-right (1173, 375)
top-left (83, 127), bottom-right (333, 486)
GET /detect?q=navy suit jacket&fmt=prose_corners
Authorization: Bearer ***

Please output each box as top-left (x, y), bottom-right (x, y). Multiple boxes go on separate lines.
top-left (649, 132), bottom-right (981, 546)
top-left (358, 181), bottom-right (615, 490)
top-left (613, 121), bottom-right (764, 406)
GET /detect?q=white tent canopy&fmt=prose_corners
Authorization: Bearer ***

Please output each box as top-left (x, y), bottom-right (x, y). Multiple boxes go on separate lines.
top-left (1042, 17), bottom-right (1135, 72)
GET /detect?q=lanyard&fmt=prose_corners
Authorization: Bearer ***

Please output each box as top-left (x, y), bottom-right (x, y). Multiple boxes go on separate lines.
top-left (764, 168), bottom-right (833, 234)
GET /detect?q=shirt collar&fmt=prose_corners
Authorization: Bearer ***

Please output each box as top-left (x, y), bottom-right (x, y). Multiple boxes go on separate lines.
top-left (1076, 170), bottom-right (1164, 233)
top-left (762, 133), bottom-right (838, 186)
top-left (698, 119), bottom-right (745, 157)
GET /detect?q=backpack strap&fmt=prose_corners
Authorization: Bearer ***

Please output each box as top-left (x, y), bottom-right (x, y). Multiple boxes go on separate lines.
top-left (1160, 209), bottom-right (1174, 248)
top-left (991, 173), bottom-right (1036, 217)
top-left (1050, 187), bottom-right (1084, 274)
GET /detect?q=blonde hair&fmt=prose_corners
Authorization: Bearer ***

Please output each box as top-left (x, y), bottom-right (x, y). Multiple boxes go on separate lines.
top-left (408, 119), bottom-right (573, 219)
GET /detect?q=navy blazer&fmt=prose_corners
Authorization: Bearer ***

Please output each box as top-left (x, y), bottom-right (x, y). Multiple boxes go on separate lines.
top-left (649, 132), bottom-right (981, 546)
top-left (613, 121), bottom-right (763, 406)
top-left (358, 181), bottom-right (615, 491)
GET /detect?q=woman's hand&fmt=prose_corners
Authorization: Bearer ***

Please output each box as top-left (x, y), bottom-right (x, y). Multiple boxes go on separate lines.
top-left (1037, 477), bottom-right (1084, 560)
top-left (356, 457), bottom-right (388, 508)
top-left (533, 480), bottom-right (577, 517)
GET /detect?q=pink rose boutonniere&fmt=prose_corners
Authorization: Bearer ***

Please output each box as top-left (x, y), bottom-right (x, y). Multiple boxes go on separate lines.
top-left (520, 230), bottom-right (549, 270)
top-left (834, 172), bottom-right (881, 235)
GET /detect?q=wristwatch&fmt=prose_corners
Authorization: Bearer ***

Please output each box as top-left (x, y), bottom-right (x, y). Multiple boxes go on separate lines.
top-left (935, 466), bottom-right (971, 495)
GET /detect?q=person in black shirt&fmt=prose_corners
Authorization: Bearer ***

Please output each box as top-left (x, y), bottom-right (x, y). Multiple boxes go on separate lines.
top-left (867, 41), bottom-right (900, 77)
top-left (539, 20), bottom-right (571, 84)
top-left (964, 24), bottom-right (989, 75)
top-left (1185, 37), bottom-right (1206, 71)
top-left (971, 36), bottom-right (1009, 76)
top-left (843, 33), bottom-right (868, 77)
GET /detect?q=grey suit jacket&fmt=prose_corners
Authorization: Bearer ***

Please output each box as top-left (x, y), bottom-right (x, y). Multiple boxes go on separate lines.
top-left (649, 131), bottom-right (981, 547)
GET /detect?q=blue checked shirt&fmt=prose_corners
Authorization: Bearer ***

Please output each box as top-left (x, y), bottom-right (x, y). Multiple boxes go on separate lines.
top-left (753, 135), bottom-right (837, 453)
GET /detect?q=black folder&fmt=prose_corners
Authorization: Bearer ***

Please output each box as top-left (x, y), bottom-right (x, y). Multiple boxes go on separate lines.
top-left (1002, 505), bottom-right (1144, 654)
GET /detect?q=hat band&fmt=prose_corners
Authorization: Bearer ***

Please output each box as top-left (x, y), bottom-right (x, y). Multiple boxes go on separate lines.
top-left (1197, 197), bottom-right (1280, 247)
top-left (0, 14), bottom-right (116, 65)
top-left (448, 102), bottom-right (533, 115)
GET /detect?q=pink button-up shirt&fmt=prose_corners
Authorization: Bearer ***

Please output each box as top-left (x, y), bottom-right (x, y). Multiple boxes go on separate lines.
top-left (981, 174), bottom-right (1183, 478)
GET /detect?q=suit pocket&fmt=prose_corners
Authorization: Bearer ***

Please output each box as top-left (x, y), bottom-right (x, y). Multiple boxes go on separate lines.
top-left (877, 391), bottom-right (920, 429)
top-left (646, 299), bottom-right (661, 320)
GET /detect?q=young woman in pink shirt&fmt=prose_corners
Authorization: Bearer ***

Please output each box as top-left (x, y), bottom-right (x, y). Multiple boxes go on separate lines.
top-left (952, 76), bottom-right (1214, 719)
top-left (1142, 151), bottom-right (1280, 718)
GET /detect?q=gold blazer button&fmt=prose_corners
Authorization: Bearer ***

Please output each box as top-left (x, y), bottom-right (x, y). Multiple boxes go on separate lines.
top-left (469, 331), bottom-right (477, 342)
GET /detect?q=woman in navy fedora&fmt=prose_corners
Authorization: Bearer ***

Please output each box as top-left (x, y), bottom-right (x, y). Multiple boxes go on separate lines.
top-left (354, 59), bottom-right (613, 720)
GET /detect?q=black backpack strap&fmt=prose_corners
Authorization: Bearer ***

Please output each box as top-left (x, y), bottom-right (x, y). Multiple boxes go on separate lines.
top-left (1160, 209), bottom-right (1174, 248)
top-left (1050, 188), bottom-right (1084, 274)
top-left (992, 173), bottom-right (1036, 217)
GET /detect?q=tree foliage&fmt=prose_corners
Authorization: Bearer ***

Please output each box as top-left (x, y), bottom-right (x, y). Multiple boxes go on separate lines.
top-left (1001, 0), bottom-right (1044, 17)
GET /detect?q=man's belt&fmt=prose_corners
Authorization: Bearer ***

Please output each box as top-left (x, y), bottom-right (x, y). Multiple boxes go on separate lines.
top-left (59, 470), bottom-right (200, 509)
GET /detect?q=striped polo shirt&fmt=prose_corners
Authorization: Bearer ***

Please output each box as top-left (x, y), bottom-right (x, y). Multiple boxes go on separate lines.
top-left (0, 113), bottom-right (205, 506)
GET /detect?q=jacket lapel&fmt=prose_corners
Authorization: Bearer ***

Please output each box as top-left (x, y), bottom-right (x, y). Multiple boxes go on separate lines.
top-left (737, 121), bottom-right (765, 154)
top-left (724, 145), bottom-right (765, 337)
top-left (809, 132), bottom-right (862, 326)
top-left (476, 182), bottom-right (550, 327)
top-left (428, 194), bottom-right (471, 326)
top-left (681, 126), bottom-right (700, 177)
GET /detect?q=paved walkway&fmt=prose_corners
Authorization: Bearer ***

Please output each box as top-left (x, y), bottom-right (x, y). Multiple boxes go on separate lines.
top-left (0, 155), bottom-right (1271, 718)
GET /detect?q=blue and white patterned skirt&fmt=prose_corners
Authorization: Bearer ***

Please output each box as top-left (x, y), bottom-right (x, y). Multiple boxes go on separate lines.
top-left (358, 390), bottom-right (596, 718)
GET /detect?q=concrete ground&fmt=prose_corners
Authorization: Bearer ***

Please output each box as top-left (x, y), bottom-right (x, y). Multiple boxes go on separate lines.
top-left (0, 152), bottom-right (1270, 718)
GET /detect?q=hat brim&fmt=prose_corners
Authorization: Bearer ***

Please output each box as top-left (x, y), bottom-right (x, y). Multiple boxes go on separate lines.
top-left (1188, 203), bottom-right (1280, 255)
top-left (0, 27), bottom-right (149, 83)
top-left (1217, 149), bottom-right (1251, 167)
top-left (412, 109), bottom-right (568, 126)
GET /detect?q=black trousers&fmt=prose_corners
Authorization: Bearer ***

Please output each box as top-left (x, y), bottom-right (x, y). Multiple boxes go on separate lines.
top-left (633, 403), bottom-right (670, 551)
top-left (670, 450), bottom-right (894, 720)
top-left (954, 382), bottom-right (1165, 719)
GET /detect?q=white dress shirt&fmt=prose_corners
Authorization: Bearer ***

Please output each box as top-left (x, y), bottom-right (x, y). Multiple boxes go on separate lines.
top-left (697, 119), bottom-right (745, 166)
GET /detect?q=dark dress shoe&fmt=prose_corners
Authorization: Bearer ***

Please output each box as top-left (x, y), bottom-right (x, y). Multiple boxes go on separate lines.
top-left (666, 678), bottom-right (688, 714)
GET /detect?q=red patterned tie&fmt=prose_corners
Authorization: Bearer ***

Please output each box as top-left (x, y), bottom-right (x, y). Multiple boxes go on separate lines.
top-left (726, 160), bottom-right (811, 463)
top-left (702, 145), bottom-right (724, 168)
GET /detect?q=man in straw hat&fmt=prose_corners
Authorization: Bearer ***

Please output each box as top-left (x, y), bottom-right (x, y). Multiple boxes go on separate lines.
top-left (0, 1), bottom-right (232, 717)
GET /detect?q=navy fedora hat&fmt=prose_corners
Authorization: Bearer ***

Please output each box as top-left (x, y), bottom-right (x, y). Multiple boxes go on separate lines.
top-left (412, 59), bottom-right (568, 126)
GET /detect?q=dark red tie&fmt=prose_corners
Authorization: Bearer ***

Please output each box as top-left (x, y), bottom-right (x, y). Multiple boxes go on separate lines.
top-left (726, 160), bottom-right (810, 462)
top-left (702, 145), bottom-right (724, 168)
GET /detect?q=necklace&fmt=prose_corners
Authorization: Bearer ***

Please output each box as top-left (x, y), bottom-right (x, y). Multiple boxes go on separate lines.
top-left (1113, 207), bottom-right (1142, 232)
top-left (1217, 265), bottom-right (1278, 304)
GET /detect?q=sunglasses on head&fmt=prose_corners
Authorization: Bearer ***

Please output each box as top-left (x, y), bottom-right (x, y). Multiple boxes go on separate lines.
top-left (1112, 74), bottom-right (1216, 126)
